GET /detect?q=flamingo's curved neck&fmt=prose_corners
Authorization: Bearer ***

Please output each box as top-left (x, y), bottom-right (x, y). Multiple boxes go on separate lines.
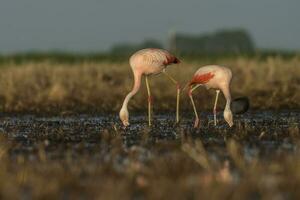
top-left (222, 87), bottom-right (232, 111)
top-left (121, 71), bottom-right (142, 111)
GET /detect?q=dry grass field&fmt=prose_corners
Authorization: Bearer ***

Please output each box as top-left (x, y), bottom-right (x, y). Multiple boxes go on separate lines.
top-left (0, 56), bottom-right (299, 113)
top-left (0, 55), bottom-right (299, 199)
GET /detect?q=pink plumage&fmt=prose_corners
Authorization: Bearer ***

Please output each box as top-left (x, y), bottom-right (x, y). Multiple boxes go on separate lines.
top-left (120, 48), bottom-right (181, 126)
top-left (129, 48), bottom-right (180, 75)
top-left (188, 65), bottom-right (233, 128)
top-left (189, 72), bottom-right (215, 85)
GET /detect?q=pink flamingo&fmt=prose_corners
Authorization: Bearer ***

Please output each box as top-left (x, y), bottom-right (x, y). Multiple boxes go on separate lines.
top-left (119, 48), bottom-right (181, 127)
top-left (187, 65), bottom-right (233, 128)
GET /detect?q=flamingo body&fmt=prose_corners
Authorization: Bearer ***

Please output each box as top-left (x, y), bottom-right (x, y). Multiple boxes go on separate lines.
top-left (189, 65), bottom-right (232, 90)
top-left (188, 65), bottom-right (233, 127)
top-left (129, 48), bottom-right (180, 75)
top-left (120, 48), bottom-right (180, 126)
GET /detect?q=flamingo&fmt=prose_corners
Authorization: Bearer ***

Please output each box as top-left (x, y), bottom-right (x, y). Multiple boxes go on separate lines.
top-left (187, 65), bottom-right (233, 128)
top-left (119, 48), bottom-right (181, 127)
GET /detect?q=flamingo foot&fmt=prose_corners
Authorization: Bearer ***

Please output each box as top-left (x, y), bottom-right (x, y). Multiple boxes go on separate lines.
top-left (194, 118), bottom-right (200, 128)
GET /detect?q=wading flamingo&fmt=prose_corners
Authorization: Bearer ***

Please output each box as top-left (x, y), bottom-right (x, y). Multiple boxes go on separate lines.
top-left (119, 48), bottom-right (180, 127)
top-left (187, 65), bottom-right (233, 128)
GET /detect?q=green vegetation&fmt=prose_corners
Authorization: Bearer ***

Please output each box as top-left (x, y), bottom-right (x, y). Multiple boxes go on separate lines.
top-left (1, 29), bottom-right (298, 65)
top-left (173, 29), bottom-right (255, 54)
top-left (0, 50), bottom-right (298, 66)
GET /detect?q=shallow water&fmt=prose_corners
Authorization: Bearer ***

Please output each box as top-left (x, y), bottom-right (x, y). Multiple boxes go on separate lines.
top-left (0, 110), bottom-right (299, 164)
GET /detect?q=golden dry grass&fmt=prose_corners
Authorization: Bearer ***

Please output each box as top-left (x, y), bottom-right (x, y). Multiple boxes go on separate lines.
top-left (0, 56), bottom-right (299, 113)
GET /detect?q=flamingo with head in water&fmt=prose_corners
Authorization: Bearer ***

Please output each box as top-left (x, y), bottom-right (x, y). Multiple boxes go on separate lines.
top-left (119, 48), bottom-right (181, 127)
top-left (187, 65), bottom-right (234, 128)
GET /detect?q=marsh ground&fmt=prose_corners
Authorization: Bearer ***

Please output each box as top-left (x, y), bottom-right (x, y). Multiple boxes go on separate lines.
top-left (0, 111), bottom-right (299, 199)
top-left (0, 56), bottom-right (299, 199)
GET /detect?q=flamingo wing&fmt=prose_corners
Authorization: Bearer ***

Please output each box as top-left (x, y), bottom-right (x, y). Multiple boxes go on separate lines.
top-left (136, 48), bottom-right (180, 66)
top-left (189, 72), bottom-right (215, 86)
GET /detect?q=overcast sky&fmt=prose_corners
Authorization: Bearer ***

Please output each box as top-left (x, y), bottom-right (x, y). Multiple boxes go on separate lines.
top-left (0, 0), bottom-right (299, 53)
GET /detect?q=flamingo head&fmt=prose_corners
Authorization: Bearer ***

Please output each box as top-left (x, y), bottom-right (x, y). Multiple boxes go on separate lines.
top-left (119, 107), bottom-right (130, 126)
top-left (224, 110), bottom-right (233, 127)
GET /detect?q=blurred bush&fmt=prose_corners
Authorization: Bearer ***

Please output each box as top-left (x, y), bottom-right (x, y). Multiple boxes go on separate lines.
top-left (173, 29), bottom-right (255, 55)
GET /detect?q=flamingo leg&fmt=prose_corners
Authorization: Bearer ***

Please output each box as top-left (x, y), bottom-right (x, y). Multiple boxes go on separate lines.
top-left (145, 76), bottom-right (152, 127)
top-left (213, 90), bottom-right (220, 126)
top-left (188, 84), bottom-right (201, 128)
top-left (163, 71), bottom-right (180, 124)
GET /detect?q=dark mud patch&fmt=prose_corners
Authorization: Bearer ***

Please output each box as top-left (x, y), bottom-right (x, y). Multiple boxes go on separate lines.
top-left (0, 110), bottom-right (299, 199)
top-left (0, 110), bottom-right (299, 160)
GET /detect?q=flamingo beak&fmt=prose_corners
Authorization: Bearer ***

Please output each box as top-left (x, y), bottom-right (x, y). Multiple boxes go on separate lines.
top-left (122, 120), bottom-right (130, 127)
top-left (224, 110), bottom-right (233, 127)
top-left (119, 108), bottom-right (130, 127)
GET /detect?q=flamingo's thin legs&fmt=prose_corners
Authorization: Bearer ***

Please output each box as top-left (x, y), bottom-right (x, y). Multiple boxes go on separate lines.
top-left (188, 85), bottom-right (200, 128)
top-left (163, 71), bottom-right (180, 123)
top-left (145, 76), bottom-right (152, 127)
top-left (213, 90), bottom-right (220, 126)
top-left (190, 84), bottom-right (201, 92)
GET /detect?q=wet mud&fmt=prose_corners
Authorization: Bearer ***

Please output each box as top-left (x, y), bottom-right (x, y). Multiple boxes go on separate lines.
top-left (0, 110), bottom-right (299, 162)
